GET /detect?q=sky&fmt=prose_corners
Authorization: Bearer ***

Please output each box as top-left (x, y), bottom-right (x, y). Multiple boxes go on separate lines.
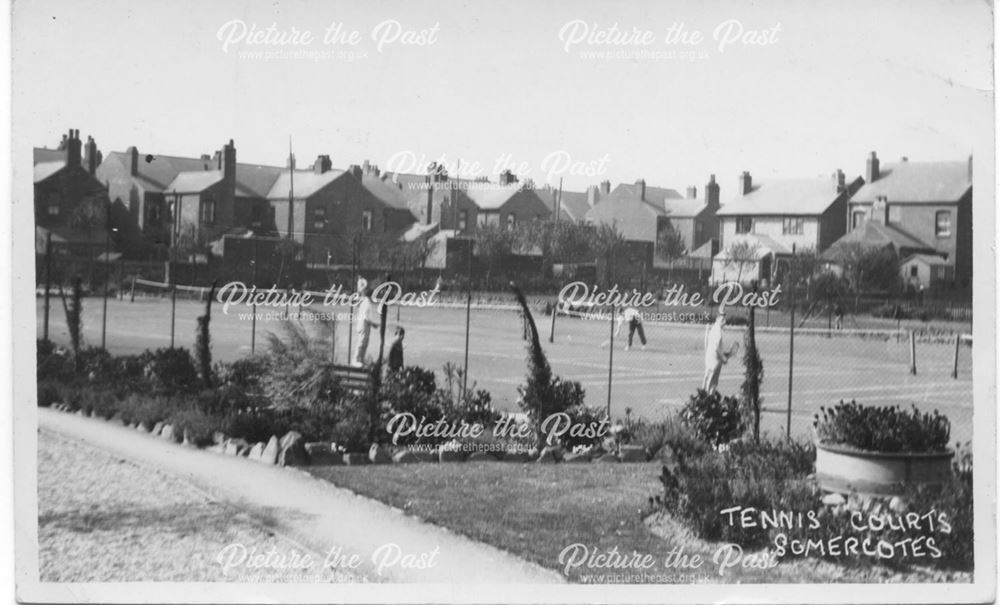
top-left (11, 0), bottom-right (995, 196)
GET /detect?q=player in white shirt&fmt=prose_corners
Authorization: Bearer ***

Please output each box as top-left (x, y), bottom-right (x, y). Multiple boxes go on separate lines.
top-left (615, 307), bottom-right (646, 351)
top-left (352, 278), bottom-right (381, 366)
top-left (702, 305), bottom-right (739, 393)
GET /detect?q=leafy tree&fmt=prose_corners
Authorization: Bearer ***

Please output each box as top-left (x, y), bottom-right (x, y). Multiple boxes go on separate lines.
top-left (838, 243), bottom-right (900, 293)
top-left (474, 224), bottom-right (517, 287)
top-left (656, 222), bottom-right (687, 263)
top-left (724, 241), bottom-right (760, 284)
top-left (740, 289), bottom-right (764, 442)
top-left (195, 282), bottom-right (217, 388)
top-left (592, 223), bottom-right (625, 287)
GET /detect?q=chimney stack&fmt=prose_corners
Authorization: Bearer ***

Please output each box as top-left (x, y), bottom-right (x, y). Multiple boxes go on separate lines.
top-left (865, 151), bottom-right (880, 183)
top-left (738, 171), bottom-right (752, 195)
top-left (127, 146), bottom-right (139, 176)
top-left (83, 136), bottom-right (101, 176)
top-left (705, 174), bottom-right (719, 208)
top-left (220, 139), bottom-right (236, 182)
top-left (499, 169), bottom-right (517, 186)
top-left (686, 186), bottom-right (697, 199)
top-left (968, 154), bottom-right (973, 181)
top-left (66, 129), bottom-right (82, 168)
top-left (636, 179), bottom-right (646, 201)
top-left (600, 180), bottom-right (611, 195)
top-left (348, 164), bottom-right (363, 179)
top-left (587, 185), bottom-right (599, 207)
top-left (313, 155), bottom-right (332, 174)
top-left (832, 169), bottom-right (845, 192)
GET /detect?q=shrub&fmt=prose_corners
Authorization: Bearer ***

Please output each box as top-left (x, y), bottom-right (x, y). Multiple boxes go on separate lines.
top-left (37, 381), bottom-right (61, 407)
top-left (215, 356), bottom-right (271, 409)
top-left (557, 404), bottom-right (608, 450)
top-left (142, 348), bottom-right (200, 394)
top-left (170, 408), bottom-right (221, 447)
top-left (116, 393), bottom-right (178, 426)
top-left (679, 389), bottom-right (745, 447)
top-left (329, 404), bottom-right (372, 453)
top-left (662, 438), bottom-right (819, 548)
top-left (814, 400), bottom-right (950, 453)
top-left (221, 410), bottom-right (285, 445)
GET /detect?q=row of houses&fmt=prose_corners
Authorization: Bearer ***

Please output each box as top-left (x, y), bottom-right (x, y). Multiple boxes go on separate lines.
top-left (34, 129), bottom-right (972, 292)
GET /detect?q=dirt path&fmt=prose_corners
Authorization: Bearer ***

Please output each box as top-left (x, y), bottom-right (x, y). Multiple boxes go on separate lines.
top-left (38, 408), bottom-right (563, 583)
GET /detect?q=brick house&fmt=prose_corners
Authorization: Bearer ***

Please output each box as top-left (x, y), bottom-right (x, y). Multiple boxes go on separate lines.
top-left (98, 139), bottom-right (277, 255)
top-left (712, 169), bottom-right (862, 284)
top-left (34, 129), bottom-right (115, 256)
top-left (840, 152), bottom-right (973, 290)
top-left (268, 159), bottom-right (417, 266)
top-left (585, 175), bottom-right (720, 266)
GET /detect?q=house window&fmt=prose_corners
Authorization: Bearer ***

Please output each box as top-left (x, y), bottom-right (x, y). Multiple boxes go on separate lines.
top-left (735, 216), bottom-right (753, 234)
top-left (458, 210), bottom-right (468, 231)
top-left (313, 220), bottom-right (325, 231)
top-left (201, 199), bottom-right (215, 223)
top-left (313, 208), bottom-right (325, 231)
top-left (506, 214), bottom-right (516, 230)
top-left (47, 205), bottom-right (60, 216)
top-left (888, 205), bottom-right (901, 223)
top-left (361, 210), bottom-right (372, 231)
top-left (935, 211), bottom-right (951, 237)
top-left (851, 210), bottom-right (866, 229)
top-left (910, 266), bottom-right (918, 277)
top-left (782, 217), bottom-right (804, 235)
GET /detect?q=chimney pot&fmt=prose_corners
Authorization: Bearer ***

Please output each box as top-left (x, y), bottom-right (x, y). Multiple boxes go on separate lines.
top-left (686, 186), bottom-right (697, 199)
top-left (600, 180), bottom-right (611, 195)
top-left (636, 178), bottom-right (646, 201)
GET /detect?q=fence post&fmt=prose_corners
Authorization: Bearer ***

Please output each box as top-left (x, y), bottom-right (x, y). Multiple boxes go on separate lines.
top-left (606, 305), bottom-right (615, 420)
top-left (951, 333), bottom-right (960, 379)
top-left (909, 330), bottom-right (917, 375)
top-left (130, 276), bottom-right (136, 302)
top-left (549, 298), bottom-right (557, 343)
top-left (951, 334), bottom-right (962, 379)
top-left (43, 232), bottom-right (52, 341)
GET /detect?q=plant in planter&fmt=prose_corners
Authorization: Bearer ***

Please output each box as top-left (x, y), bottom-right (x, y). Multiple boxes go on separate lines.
top-left (813, 400), bottom-right (953, 496)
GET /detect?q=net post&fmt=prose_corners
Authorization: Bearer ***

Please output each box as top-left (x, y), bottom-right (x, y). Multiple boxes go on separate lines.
top-left (951, 333), bottom-right (960, 379)
top-left (909, 330), bottom-right (917, 375)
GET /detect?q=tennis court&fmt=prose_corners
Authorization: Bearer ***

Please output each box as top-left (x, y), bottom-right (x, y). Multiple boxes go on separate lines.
top-left (34, 294), bottom-right (975, 444)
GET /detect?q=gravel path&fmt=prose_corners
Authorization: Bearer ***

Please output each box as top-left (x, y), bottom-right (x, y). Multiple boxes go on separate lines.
top-left (38, 408), bottom-right (563, 584)
top-left (38, 428), bottom-right (360, 582)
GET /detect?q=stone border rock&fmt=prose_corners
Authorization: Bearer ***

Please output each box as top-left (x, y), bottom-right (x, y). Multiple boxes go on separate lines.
top-left (46, 404), bottom-right (659, 468)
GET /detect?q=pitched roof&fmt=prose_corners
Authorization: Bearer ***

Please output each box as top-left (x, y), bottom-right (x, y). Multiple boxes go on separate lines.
top-left (852, 161), bottom-right (971, 203)
top-left (902, 253), bottom-right (948, 266)
top-left (34, 148), bottom-right (67, 165)
top-left (585, 197), bottom-right (665, 240)
top-left (104, 150), bottom-right (283, 198)
top-left (610, 182), bottom-right (683, 203)
top-left (463, 182), bottom-right (524, 210)
top-left (361, 174), bottom-right (413, 210)
top-left (717, 177), bottom-right (854, 216)
top-left (235, 164), bottom-right (283, 198)
top-left (265, 169), bottom-right (346, 200)
top-left (34, 161), bottom-right (66, 184)
top-left (820, 220), bottom-right (936, 261)
top-left (165, 170), bottom-right (223, 194)
top-left (715, 233), bottom-right (793, 258)
top-left (547, 189), bottom-right (592, 222)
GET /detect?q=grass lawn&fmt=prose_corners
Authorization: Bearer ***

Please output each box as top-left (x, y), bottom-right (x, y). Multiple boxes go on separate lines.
top-left (307, 461), bottom-right (962, 584)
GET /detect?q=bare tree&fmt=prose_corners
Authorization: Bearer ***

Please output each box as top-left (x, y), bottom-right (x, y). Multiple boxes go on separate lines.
top-left (724, 240), bottom-right (760, 284)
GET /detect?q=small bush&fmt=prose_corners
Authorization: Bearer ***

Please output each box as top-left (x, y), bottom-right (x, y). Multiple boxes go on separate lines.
top-left (814, 400), bottom-right (950, 453)
top-left (557, 404), bottom-right (608, 450)
top-left (170, 408), bottom-right (220, 447)
top-left (37, 381), bottom-right (61, 407)
top-left (142, 348), bottom-right (200, 394)
top-left (679, 389), bottom-right (745, 447)
top-left (117, 393), bottom-right (178, 426)
top-left (221, 410), bottom-right (285, 445)
top-left (662, 438), bottom-right (819, 547)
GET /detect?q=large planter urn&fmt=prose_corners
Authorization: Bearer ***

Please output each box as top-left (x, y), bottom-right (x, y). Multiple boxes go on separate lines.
top-left (815, 442), bottom-right (953, 497)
